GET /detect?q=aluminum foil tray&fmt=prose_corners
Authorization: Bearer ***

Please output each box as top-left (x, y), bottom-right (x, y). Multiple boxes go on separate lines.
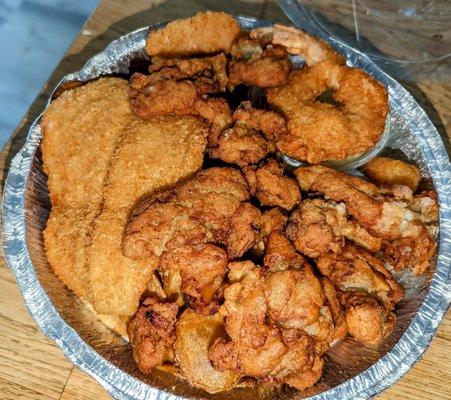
top-left (2, 16), bottom-right (451, 400)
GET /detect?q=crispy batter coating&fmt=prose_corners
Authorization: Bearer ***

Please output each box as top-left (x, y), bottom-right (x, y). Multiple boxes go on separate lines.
top-left (286, 198), bottom-right (382, 258)
top-left (159, 244), bottom-right (227, 315)
top-left (265, 266), bottom-right (324, 330)
top-left (250, 24), bottom-right (344, 66)
top-left (267, 60), bottom-right (388, 163)
top-left (243, 158), bottom-right (300, 210)
top-left (146, 12), bottom-right (241, 57)
top-left (127, 297), bottom-right (179, 373)
top-left (253, 208), bottom-right (288, 256)
top-left (294, 166), bottom-right (438, 274)
top-left (363, 156), bottom-right (421, 192)
top-left (228, 35), bottom-right (291, 89)
top-left (42, 78), bottom-right (134, 300)
top-left (232, 101), bottom-right (288, 142)
top-left (209, 260), bottom-right (326, 389)
top-left (149, 53), bottom-right (228, 93)
top-left (87, 116), bottom-right (208, 316)
top-left (195, 97), bottom-right (232, 147)
top-left (320, 278), bottom-right (347, 341)
top-left (316, 244), bottom-right (402, 346)
top-left (263, 231), bottom-right (299, 272)
top-left (123, 167), bottom-right (261, 260)
top-left (210, 125), bottom-right (269, 167)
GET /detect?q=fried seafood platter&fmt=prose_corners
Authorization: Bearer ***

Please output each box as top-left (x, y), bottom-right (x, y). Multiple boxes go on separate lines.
top-left (33, 11), bottom-right (442, 399)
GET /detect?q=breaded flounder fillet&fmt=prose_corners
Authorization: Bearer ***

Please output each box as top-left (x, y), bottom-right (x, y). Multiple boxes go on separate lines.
top-left (42, 78), bottom-right (133, 299)
top-left (146, 12), bottom-right (241, 57)
top-left (87, 116), bottom-right (208, 316)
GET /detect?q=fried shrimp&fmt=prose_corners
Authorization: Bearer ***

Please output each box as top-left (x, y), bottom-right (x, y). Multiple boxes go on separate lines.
top-left (250, 24), bottom-right (344, 66)
top-left (267, 60), bottom-right (388, 164)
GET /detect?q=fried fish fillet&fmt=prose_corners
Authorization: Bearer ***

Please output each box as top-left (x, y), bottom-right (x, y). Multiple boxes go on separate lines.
top-left (146, 12), bottom-right (241, 57)
top-left (42, 78), bottom-right (134, 299)
top-left (87, 116), bottom-right (208, 317)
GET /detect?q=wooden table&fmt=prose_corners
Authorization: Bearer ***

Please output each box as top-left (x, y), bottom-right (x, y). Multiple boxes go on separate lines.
top-left (0, 1), bottom-right (449, 399)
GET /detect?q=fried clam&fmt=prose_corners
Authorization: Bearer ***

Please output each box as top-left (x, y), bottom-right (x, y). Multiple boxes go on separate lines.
top-left (316, 244), bottom-right (403, 347)
top-left (243, 158), bottom-right (301, 211)
top-left (175, 310), bottom-right (240, 393)
top-left (251, 25), bottom-right (388, 164)
top-left (294, 165), bottom-right (438, 274)
top-left (286, 198), bottom-right (382, 258)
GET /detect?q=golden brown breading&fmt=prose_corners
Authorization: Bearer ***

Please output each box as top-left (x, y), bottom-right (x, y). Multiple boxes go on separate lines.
top-left (128, 297), bottom-right (179, 373)
top-left (286, 198), bottom-right (381, 258)
top-left (87, 116), bottom-right (208, 316)
top-left (232, 101), bottom-right (288, 142)
top-left (294, 166), bottom-right (438, 274)
top-left (159, 244), bottom-right (227, 315)
top-left (210, 125), bottom-right (269, 167)
top-left (42, 78), bottom-right (134, 299)
top-left (320, 277), bottom-right (347, 341)
top-left (263, 231), bottom-right (299, 272)
top-left (123, 167), bottom-right (261, 261)
top-left (267, 61), bottom-right (388, 163)
top-left (243, 158), bottom-right (300, 210)
top-left (146, 12), bottom-right (241, 57)
top-left (363, 156), bottom-right (421, 192)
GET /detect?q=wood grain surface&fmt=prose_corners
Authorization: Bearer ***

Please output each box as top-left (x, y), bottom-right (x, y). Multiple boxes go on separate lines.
top-left (0, 1), bottom-right (449, 399)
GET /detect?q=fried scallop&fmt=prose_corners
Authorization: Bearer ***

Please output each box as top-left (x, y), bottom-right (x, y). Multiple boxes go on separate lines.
top-left (146, 11), bottom-right (241, 57)
top-left (42, 77), bottom-right (134, 299)
top-left (87, 116), bottom-right (208, 317)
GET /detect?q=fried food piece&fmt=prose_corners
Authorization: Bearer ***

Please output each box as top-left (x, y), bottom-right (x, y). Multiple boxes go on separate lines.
top-left (250, 24), bottom-right (344, 66)
top-left (265, 265), bottom-right (324, 330)
top-left (253, 208), bottom-right (288, 257)
top-left (294, 166), bottom-right (438, 274)
top-left (87, 116), bottom-right (208, 316)
top-left (149, 53), bottom-right (228, 93)
top-left (195, 97), bottom-right (232, 147)
top-left (320, 278), bottom-right (347, 341)
top-left (175, 310), bottom-right (240, 393)
top-left (316, 244), bottom-right (402, 346)
top-left (210, 261), bottom-right (325, 389)
top-left (243, 158), bottom-right (300, 210)
top-left (232, 101), bottom-right (288, 142)
top-left (146, 12), bottom-right (241, 57)
top-left (130, 77), bottom-right (198, 119)
top-left (128, 297), bottom-right (179, 373)
top-left (123, 167), bottom-right (261, 260)
top-left (42, 78), bottom-right (134, 299)
top-left (286, 199), bottom-right (382, 258)
top-left (263, 231), bottom-right (298, 272)
top-left (228, 35), bottom-right (292, 89)
top-left (343, 293), bottom-right (396, 347)
top-left (363, 156), bottom-right (421, 192)
top-left (210, 125), bottom-right (269, 167)
top-left (159, 244), bottom-right (227, 315)
top-left (267, 60), bottom-right (388, 163)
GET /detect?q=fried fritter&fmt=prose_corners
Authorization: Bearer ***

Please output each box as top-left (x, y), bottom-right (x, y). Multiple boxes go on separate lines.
top-left (42, 78), bottom-right (134, 300)
top-left (294, 166), bottom-right (438, 274)
top-left (87, 116), bottom-right (208, 316)
top-left (146, 12), bottom-right (241, 57)
top-left (128, 297), bottom-right (179, 373)
top-left (263, 231), bottom-right (299, 272)
top-left (286, 198), bottom-right (382, 258)
top-left (363, 156), bottom-right (421, 192)
top-left (123, 167), bottom-right (261, 261)
top-left (159, 244), bottom-right (227, 315)
top-left (316, 244), bottom-right (403, 346)
top-left (243, 158), bottom-right (300, 210)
